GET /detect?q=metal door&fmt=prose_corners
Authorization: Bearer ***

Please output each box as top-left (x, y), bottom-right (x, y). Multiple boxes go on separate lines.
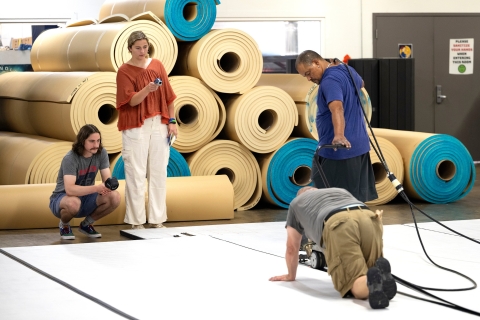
top-left (374, 14), bottom-right (480, 160)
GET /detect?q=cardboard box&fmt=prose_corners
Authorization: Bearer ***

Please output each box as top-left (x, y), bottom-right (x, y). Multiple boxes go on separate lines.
top-left (10, 38), bottom-right (21, 49)
top-left (21, 37), bottom-right (32, 45)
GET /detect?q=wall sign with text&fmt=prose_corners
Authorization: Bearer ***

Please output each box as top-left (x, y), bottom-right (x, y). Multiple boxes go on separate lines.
top-left (449, 38), bottom-right (474, 75)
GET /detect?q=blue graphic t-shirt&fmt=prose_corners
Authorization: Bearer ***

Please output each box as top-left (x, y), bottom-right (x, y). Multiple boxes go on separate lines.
top-left (52, 148), bottom-right (110, 193)
top-left (316, 65), bottom-right (370, 160)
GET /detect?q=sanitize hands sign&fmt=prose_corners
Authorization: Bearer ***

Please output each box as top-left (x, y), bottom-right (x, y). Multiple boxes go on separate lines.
top-left (449, 39), bottom-right (474, 75)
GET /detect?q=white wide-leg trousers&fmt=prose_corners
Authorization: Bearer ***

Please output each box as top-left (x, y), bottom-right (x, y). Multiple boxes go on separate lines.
top-left (122, 115), bottom-right (169, 225)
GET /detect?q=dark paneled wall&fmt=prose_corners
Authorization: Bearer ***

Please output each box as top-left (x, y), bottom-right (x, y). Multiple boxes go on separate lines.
top-left (349, 58), bottom-right (415, 131)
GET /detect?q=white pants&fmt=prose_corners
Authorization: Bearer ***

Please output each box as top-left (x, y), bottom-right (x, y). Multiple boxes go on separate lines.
top-left (122, 115), bottom-right (169, 225)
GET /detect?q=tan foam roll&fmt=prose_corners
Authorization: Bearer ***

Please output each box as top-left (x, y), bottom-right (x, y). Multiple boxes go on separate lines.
top-left (185, 140), bottom-right (262, 211)
top-left (0, 176), bottom-right (233, 229)
top-left (365, 136), bottom-right (404, 206)
top-left (0, 181), bottom-right (127, 229)
top-left (256, 74), bottom-right (314, 102)
top-left (30, 13), bottom-right (177, 73)
top-left (0, 72), bottom-right (121, 152)
top-left (173, 28), bottom-right (263, 94)
top-left (0, 98), bottom-right (37, 135)
top-left (221, 86), bottom-right (298, 153)
top-left (291, 102), bottom-right (316, 139)
top-left (163, 175), bottom-right (234, 221)
top-left (168, 76), bottom-right (226, 153)
top-left (0, 132), bottom-right (72, 185)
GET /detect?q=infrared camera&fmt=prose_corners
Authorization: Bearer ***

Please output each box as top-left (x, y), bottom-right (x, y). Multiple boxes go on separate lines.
top-left (105, 177), bottom-right (119, 190)
top-left (154, 78), bottom-right (162, 86)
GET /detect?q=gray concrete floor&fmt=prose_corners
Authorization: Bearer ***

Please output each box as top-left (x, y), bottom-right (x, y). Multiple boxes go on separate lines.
top-left (1, 166), bottom-right (478, 248)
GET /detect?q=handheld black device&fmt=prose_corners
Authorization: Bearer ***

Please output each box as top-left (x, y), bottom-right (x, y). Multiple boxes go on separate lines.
top-left (105, 177), bottom-right (119, 190)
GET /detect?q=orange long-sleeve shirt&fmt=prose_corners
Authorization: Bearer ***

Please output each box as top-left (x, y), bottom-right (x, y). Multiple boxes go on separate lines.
top-left (116, 59), bottom-right (177, 131)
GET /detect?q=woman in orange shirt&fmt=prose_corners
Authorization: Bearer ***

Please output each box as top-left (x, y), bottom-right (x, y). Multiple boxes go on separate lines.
top-left (116, 31), bottom-right (177, 229)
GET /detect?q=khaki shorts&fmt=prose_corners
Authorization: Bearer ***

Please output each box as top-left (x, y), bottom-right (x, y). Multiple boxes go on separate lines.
top-left (322, 208), bottom-right (383, 297)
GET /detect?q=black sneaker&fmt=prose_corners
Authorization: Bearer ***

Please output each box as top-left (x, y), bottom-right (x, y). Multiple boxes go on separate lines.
top-left (78, 224), bottom-right (102, 238)
top-left (367, 267), bottom-right (389, 309)
top-left (60, 225), bottom-right (75, 240)
top-left (375, 257), bottom-right (397, 300)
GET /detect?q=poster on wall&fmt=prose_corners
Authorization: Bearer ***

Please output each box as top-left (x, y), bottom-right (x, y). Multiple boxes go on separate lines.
top-left (449, 38), bottom-right (474, 75)
top-left (398, 44), bottom-right (413, 58)
top-left (0, 65), bottom-right (33, 74)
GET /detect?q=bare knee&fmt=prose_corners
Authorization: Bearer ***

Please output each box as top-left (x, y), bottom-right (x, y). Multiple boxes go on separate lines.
top-left (100, 191), bottom-right (121, 209)
top-left (60, 196), bottom-right (81, 218)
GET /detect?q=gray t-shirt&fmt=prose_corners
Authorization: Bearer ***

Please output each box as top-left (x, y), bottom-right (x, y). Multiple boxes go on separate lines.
top-left (286, 188), bottom-right (365, 246)
top-left (52, 148), bottom-right (110, 194)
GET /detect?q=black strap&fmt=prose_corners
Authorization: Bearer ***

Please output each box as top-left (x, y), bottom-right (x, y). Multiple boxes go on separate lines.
top-left (324, 205), bottom-right (370, 223)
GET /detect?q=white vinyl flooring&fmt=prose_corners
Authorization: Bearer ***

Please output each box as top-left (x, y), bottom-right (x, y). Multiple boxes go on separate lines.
top-left (1, 220), bottom-right (479, 320)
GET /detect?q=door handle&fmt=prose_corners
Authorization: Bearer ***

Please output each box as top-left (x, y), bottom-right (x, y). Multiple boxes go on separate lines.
top-left (436, 85), bottom-right (447, 104)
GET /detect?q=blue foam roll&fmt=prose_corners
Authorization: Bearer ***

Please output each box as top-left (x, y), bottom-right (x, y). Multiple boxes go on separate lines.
top-left (164, 0), bottom-right (219, 41)
top-left (409, 134), bottom-right (475, 204)
top-left (112, 147), bottom-right (191, 179)
top-left (260, 138), bottom-right (317, 208)
top-left (167, 147), bottom-right (191, 177)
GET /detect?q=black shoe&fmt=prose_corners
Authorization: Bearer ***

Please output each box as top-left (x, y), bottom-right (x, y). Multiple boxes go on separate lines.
top-left (367, 267), bottom-right (389, 309)
top-left (375, 257), bottom-right (397, 300)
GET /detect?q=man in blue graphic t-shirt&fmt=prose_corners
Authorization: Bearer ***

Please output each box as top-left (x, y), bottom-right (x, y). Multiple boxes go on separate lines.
top-left (49, 124), bottom-right (120, 240)
top-left (295, 50), bottom-right (377, 202)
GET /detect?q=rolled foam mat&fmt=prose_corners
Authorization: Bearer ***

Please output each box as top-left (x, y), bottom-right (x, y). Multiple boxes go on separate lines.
top-left (185, 140), bottom-right (262, 211)
top-left (169, 76), bottom-right (226, 153)
top-left (372, 128), bottom-right (476, 203)
top-left (0, 176), bottom-right (233, 229)
top-left (254, 75), bottom-right (319, 139)
top-left (30, 12), bottom-right (177, 73)
top-left (291, 102), bottom-right (316, 139)
top-left (109, 147), bottom-right (191, 179)
top-left (0, 72), bottom-right (121, 152)
top-left (365, 136), bottom-right (404, 206)
top-left (0, 132), bottom-right (72, 185)
top-left (256, 138), bottom-right (317, 208)
top-left (173, 28), bottom-right (263, 94)
top-left (255, 74), bottom-right (315, 102)
top-left (98, 0), bottom-right (220, 42)
top-left (222, 86), bottom-right (298, 153)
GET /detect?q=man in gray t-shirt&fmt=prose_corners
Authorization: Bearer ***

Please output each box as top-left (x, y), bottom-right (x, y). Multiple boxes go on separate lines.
top-left (49, 124), bottom-right (120, 240)
top-left (270, 187), bottom-right (396, 309)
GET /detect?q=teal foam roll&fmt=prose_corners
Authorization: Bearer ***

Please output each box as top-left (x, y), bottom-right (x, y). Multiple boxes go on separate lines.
top-left (410, 134), bottom-right (475, 203)
top-left (264, 138), bottom-right (317, 208)
top-left (164, 0), bottom-right (219, 41)
top-left (112, 147), bottom-right (191, 179)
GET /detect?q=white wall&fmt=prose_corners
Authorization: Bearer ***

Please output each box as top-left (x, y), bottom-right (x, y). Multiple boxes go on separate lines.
top-left (0, 0), bottom-right (74, 21)
top-left (2, 0), bottom-right (480, 58)
top-left (216, 0), bottom-right (363, 60)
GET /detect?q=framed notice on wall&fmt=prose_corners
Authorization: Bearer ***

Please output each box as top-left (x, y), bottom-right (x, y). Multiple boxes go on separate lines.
top-left (399, 44), bottom-right (413, 58)
top-left (449, 38), bottom-right (474, 75)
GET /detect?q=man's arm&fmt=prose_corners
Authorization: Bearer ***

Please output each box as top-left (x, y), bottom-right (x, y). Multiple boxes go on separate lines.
top-left (269, 226), bottom-right (302, 281)
top-left (329, 100), bottom-right (351, 149)
top-left (64, 175), bottom-right (103, 197)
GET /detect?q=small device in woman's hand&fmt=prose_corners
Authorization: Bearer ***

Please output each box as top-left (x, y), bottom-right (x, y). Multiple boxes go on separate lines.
top-left (154, 78), bottom-right (162, 86)
top-left (168, 133), bottom-right (176, 146)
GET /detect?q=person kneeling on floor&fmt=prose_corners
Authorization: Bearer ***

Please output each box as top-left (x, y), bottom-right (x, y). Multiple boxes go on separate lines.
top-left (269, 186), bottom-right (396, 309)
top-left (49, 124), bottom-right (121, 240)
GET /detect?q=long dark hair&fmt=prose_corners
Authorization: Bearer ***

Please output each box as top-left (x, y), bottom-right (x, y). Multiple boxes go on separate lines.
top-left (72, 124), bottom-right (103, 156)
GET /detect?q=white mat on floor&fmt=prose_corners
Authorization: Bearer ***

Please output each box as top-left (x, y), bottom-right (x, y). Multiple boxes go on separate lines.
top-left (403, 219), bottom-right (480, 240)
top-left (1, 220), bottom-right (480, 319)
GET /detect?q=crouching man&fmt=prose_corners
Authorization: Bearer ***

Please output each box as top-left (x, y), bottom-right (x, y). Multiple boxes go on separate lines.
top-left (49, 124), bottom-right (121, 240)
